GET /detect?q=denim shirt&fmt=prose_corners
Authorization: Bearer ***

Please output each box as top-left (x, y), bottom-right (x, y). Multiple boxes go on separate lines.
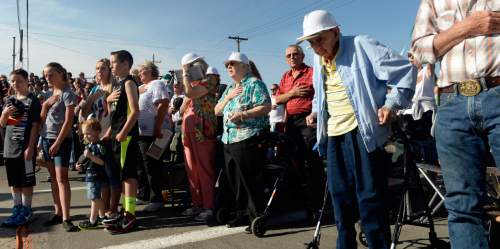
top-left (220, 73), bottom-right (271, 144)
top-left (312, 33), bottom-right (417, 155)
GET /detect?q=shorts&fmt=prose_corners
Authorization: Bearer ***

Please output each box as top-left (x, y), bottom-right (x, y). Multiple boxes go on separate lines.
top-left (5, 157), bottom-right (36, 187)
top-left (111, 136), bottom-right (139, 180)
top-left (86, 181), bottom-right (103, 200)
top-left (103, 140), bottom-right (121, 189)
top-left (41, 137), bottom-right (73, 167)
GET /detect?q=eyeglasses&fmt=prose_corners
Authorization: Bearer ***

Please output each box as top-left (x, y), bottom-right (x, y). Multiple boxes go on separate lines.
top-left (270, 88), bottom-right (277, 91)
top-left (285, 53), bottom-right (300, 58)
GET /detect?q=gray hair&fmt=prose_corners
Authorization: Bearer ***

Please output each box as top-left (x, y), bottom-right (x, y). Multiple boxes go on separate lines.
top-left (286, 44), bottom-right (304, 55)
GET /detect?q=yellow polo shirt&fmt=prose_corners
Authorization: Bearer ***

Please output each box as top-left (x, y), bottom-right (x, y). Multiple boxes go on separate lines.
top-left (322, 57), bottom-right (358, 136)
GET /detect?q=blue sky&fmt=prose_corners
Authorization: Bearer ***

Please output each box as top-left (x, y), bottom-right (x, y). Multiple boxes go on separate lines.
top-left (0, 0), bottom-right (420, 85)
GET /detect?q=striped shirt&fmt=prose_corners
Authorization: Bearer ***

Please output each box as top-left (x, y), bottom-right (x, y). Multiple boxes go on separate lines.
top-left (411, 0), bottom-right (500, 87)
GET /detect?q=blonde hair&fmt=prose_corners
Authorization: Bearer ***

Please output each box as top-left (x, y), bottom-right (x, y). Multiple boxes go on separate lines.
top-left (96, 58), bottom-right (112, 84)
top-left (139, 61), bottom-right (160, 79)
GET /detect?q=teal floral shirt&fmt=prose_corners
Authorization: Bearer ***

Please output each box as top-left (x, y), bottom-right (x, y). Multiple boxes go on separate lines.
top-left (220, 74), bottom-right (271, 144)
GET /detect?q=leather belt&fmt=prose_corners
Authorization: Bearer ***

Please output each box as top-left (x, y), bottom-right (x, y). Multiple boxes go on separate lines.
top-left (439, 76), bottom-right (500, 97)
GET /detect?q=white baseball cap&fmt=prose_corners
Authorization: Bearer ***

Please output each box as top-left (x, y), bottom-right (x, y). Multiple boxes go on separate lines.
top-left (206, 67), bottom-right (219, 75)
top-left (181, 52), bottom-right (204, 66)
top-left (297, 10), bottom-right (339, 42)
top-left (224, 52), bottom-right (250, 66)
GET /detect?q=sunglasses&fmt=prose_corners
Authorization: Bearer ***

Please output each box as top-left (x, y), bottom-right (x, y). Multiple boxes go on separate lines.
top-left (225, 61), bottom-right (237, 68)
top-left (270, 88), bottom-right (277, 91)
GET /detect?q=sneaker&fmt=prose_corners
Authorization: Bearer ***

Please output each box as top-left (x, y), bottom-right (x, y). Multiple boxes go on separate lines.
top-left (105, 212), bottom-right (136, 234)
top-left (194, 209), bottom-right (213, 222)
top-left (181, 207), bottom-right (201, 217)
top-left (1, 205), bottom-right (22, 227)
top-left (43, 214), bottom-right (63, 227)
top-left (102, 210), bottom-right (123, 227)
top-left (143, 202), bottom-right (163, 212)
top-left (62, 220), bottom-right (79, 232)
top-left (78, 220), bottom-right (100, 230)
top-left (12, 206), bottom-right (33, 226)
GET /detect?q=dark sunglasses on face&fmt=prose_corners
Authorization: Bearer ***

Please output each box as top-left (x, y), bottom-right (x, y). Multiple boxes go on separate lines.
top-left (225, 61), bottom-right (236, 68)
top-left (271, 88), bottom-right (277, 91)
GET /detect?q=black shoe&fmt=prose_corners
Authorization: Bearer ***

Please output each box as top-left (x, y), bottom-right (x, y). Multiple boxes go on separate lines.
top-left (43, 214), bottom-right (63, 226)
top-left (78, 220), bottom-right (100, 230)
top-left (62, 220), bottom-right (79, 232)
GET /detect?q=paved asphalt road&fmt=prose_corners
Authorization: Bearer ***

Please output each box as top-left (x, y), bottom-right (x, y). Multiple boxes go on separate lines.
top-left (0, 166), bottom-right (450, 249)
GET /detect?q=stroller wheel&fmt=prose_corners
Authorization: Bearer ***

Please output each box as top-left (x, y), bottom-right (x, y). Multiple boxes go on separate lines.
top-left (251, 216), bottom-right (267, 237)
top-left (215, 208), bottom-right (229, 224)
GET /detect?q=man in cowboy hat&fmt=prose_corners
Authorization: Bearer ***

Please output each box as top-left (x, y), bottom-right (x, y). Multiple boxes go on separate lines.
top-left (299, 10), bottom-right (417, 249)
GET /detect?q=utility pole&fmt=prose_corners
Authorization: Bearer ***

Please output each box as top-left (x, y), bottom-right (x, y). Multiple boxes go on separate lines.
top-left (152, 54), bottom-right (161, 64)
top-left (12, 37), bottom-right (16, 71)
top-left (228, 36), bottom-right (248, 52)
top-left (19, 29), bottom-right (24, 65)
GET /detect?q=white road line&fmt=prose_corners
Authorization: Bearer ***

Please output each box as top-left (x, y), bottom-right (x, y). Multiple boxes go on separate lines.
top-left (100, 226), bottom-right (247, 249)
top-left (34, 186), bottom-right (87, 194)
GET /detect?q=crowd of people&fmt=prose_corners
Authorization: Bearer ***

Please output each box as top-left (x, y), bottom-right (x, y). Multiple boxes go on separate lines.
top-left (1, 2), bottom-right (499, 248)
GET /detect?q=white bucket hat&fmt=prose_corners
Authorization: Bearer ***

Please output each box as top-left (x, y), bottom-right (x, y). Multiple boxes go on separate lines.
top-left (206, 67), bottom-right (219, 75)
top-left (297, 10), bottom-right (339, 42)
top-left (181, 52), bottom-right (204, 66)
top-left (224, 52), bottom-right (250, 66)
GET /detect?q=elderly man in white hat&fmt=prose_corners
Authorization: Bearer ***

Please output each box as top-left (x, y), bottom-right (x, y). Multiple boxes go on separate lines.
top-left (300, 10), bottom-right (416, 249)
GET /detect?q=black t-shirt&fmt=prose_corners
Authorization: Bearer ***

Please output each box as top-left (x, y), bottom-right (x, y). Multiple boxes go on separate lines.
top-left (110, 75), bottom-right (139, 137)
top-left (3, 93), bottom-right (41, 158)
top-left (83, 142), bottom-right (106, 182)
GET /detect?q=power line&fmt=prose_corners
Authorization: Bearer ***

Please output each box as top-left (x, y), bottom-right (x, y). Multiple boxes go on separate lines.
top-left (30, 36), bottom-right (99, 59)
top-left (228, 36), bottom-right (248, 52)
top-left (247, 0), bottom-right (358, 39)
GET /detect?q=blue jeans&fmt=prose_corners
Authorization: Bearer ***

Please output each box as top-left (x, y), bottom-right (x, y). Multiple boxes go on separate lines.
top-left (435, 85), bottom-right (500, 249)
top-left (326, 129), bottom-right (391, 249)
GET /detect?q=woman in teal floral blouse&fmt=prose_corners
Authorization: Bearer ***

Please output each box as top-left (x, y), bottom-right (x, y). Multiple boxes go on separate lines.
top-left (215, 52), bottom-right (271, 229)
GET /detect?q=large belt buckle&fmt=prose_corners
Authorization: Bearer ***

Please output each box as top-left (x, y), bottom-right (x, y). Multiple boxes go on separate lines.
top-left (458, 80), bottom-right (481, 97)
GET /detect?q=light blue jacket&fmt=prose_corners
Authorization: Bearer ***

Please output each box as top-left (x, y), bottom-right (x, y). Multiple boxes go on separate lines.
top-left (312, 33), bottom-right (417, 155)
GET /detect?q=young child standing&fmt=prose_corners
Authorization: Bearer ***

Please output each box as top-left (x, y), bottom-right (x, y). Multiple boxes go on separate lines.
top-left (0, 69), bottom-right (41, 227)
top-left (77, 118), bottom-right (106, 229)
